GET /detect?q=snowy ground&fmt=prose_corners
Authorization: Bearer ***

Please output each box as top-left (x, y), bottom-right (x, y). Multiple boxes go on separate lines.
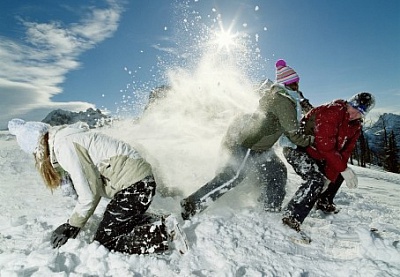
top-left (1, 128), bottom-right (399, 277)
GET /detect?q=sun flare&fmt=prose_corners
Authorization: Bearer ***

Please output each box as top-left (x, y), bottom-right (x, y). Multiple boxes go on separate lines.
top-left (213, 24), bottom-right (238, 52)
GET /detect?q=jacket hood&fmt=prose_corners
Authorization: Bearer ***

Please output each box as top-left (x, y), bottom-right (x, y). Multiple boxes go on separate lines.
top-left (48, 122), bottom-right (90, 169)
top-left (50, 122), bottom-right (90, 139)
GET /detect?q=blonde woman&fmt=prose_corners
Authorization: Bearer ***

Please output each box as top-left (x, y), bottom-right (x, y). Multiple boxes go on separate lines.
top-left (8, 119), bottom-right (187, 255)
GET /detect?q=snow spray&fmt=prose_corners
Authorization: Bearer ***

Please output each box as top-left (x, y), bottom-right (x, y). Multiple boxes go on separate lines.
top-left (105, 2), bottom-right (269, 196)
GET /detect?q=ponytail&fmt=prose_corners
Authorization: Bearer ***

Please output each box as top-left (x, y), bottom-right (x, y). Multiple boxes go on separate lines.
top-left (34, 133), bottom-right (61, 190)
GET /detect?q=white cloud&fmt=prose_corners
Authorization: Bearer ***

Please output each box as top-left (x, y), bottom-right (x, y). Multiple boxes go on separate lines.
top-left (151, 44), bottom-right (178, 55)
top-left (72, 6), bottom-right (121, 43)
top-left (0, 1), bottom-right (123, 129)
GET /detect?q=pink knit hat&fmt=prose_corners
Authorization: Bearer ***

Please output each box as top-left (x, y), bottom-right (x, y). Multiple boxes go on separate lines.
top-left (275, 59), bottom-right (300, 85)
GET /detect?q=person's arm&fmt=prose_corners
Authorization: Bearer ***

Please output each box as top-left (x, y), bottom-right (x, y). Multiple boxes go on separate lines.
top-left (50, 138), bottom-right (102, 248)
top-left (270, 91), bottom-right (314, 147)
top-left (56, 138), bottom-right (101, 229)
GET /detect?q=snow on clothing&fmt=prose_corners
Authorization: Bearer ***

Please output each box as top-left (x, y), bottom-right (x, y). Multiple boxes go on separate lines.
top-left (223, 84), bottom-right (313, 152)
top-left (182, 147), bottom-right (287, 217)
top-left (48, 124), bottom-right (167, 254)
top-left (303, 100), bottom-right (362, 183)
top-left (49, 124), bottom-right (152, 228)
top-left (181, 84), bottom-right (314, 219)
top-left (283, 100), bottom-right (362, 224)
top-left (8, 119), bottom-right (50, 154)
top-left (94, 177), bottom-right (168, 254)
top-left (283, 147), bottom-right (326, 224)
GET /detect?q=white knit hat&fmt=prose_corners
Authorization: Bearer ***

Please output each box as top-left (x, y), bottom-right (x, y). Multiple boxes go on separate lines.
top-left (8, 119), bottom-right (50, 154)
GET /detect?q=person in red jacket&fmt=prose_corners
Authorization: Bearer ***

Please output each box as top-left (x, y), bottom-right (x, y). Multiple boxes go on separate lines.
top-left (282, 92), bottom-right (375, 232)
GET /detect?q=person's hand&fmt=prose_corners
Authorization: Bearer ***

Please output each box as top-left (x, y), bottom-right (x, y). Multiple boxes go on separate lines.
top-left (300, 98), bottom-right (313, 113)
top-left (51, 223), bottom-right (80, 248)
top-left (341, 167), bottom-right (358, 189)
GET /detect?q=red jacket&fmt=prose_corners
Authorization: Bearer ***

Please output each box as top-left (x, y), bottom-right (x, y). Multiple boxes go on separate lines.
top-left (304, 100), bottom-right (362, 182)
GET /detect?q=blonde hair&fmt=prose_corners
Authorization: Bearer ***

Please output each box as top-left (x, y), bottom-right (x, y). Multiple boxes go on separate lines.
top-left (34, 133), bottom-right (61, 190)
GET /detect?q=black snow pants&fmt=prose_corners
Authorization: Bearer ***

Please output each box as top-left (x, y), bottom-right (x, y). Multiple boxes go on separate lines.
top-left (318, 174), bottom-right (345, 205)
top-left (184, 146), bottom-right (287, 215)
top-left (282, 147), bottom-right (326, 223)
top-left (94, 177), bottom-right (168, 255)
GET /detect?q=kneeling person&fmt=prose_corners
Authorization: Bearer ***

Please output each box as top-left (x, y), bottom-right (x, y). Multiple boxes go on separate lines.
top-left (8, 119), bottom-right (180, 255)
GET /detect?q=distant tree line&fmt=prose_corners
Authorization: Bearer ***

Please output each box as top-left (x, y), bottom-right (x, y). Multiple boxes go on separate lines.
top-left (351, 118), bottom-right (399, 174)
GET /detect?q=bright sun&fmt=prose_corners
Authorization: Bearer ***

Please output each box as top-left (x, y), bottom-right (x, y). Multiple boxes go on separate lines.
top-left (213, 24), bottom-right (238, 52)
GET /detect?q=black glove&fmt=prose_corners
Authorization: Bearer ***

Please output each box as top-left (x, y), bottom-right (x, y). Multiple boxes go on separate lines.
top-left (51, 223), bottom-right (80, 248)
top-left (300, 98), bottom-right (313, 113)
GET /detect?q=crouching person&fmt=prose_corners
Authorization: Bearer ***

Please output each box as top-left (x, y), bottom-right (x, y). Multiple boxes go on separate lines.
top-left (8, 119), bottom-right (180, 255)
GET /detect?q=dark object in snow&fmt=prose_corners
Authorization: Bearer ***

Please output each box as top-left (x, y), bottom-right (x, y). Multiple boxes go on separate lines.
top-left (316, 201), bottom-right (340, 214)
top-left (181, 197), bottom-right (201, 220)
top-left (282, 216), bottom-right (301, 232)
top-left (51, 223), bottom-right (80, 248)
top-left (282, 217), bottom-right (311, 244)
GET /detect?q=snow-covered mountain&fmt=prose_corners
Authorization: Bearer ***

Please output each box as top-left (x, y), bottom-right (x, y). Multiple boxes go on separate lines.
top-left (42, 108), bottom-right (112, 128)
top-left (365, 113), bottom-right (400, 161)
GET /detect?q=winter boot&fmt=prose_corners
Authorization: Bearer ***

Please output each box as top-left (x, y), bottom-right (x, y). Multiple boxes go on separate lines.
top-left (282, 216), bottom-right (301, 232)
top-left (316, 200), bottom-right (338, 214)
top-left (180, 197), bottom-right (201, 220)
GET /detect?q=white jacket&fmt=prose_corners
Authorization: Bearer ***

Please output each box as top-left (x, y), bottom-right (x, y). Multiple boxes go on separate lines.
top-left (49, 123), bottom-right (153, 228)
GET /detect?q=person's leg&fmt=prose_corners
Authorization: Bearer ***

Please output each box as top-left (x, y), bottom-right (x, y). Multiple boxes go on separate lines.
top-left (94, 177), bottom-right (168, 254)
top-left (316, 175), bottom-right (344, 213)
top-left (181, 147), bottom-right (251, 219)
top-left (256, 150), bottom-right (287, 212)
top-left (282, 147), bottom-right (325, 229)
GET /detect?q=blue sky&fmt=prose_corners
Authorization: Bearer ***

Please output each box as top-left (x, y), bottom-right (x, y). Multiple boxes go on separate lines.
top-left (0, 0), bottom-right (399, 129)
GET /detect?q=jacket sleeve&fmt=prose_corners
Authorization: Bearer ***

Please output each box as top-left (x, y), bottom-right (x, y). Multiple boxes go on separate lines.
top-left (270, 91), bottom-right (314, 147)
top-left (309, 107), bottom-right (348, 181)
top-left (55, 137), bottom-right (101, 228)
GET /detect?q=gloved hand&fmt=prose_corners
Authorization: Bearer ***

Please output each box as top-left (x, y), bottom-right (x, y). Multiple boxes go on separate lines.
top-left (300, 98), bottom-right (313, 113)
top-left (341, 167), bottom-right (358, 189)
top-left (51, 223), bottom-right (80, 248)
